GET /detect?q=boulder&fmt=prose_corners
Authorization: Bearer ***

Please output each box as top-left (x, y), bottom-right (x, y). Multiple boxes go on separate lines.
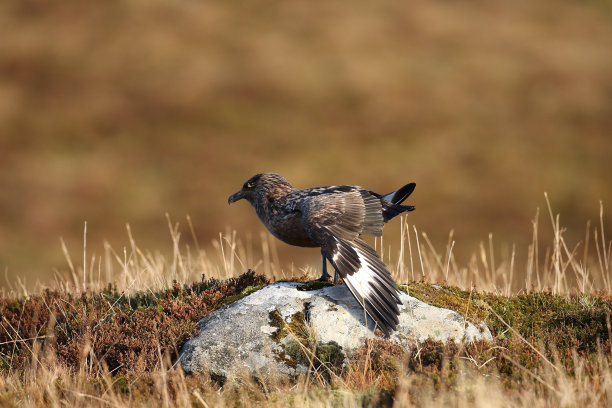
top-left (179, 282), bottom-right (492, 380)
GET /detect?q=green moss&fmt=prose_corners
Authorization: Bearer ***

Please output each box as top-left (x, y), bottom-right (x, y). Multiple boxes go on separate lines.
top-left (268, 310), bottom-right (289, 343)
top-left (218, 285), bottom-right (265, 308)
top-left (297, 280), bottom-right (334, 291)
top-left (268, 309), bottom-right (345, 375)
top-left (113, 376), bottom-right (130, 394)
top-left (315, 341), bottom-right (345, 370)
top-left (283, 340), bottom-right (310, 367)
top-left (268, 310), bottom-right (309, 343)
top-left (268, 310), bottom-right (310, 370)
top-left (402, 283), bottom-right (489, 327)
top-left (283, 339), bottom-right (344, 376)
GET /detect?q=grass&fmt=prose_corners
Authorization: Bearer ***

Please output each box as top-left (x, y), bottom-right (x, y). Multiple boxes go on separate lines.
top-left (0, 201), bottom-right (611, 406)
top-left (0, 270), bottom-right (268, 377)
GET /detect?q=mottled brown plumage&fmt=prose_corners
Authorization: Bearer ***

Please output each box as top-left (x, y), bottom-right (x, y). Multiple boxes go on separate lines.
top-left (228, 173), bottom-right (416, 336)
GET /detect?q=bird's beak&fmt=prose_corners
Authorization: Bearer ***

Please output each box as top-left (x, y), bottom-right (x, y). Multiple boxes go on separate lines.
top-left (228, 190), bottom-right (245, 204)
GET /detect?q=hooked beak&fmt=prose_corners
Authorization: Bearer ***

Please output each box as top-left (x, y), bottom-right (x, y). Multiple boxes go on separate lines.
top-left (228, 189), bottom-right (245, 204)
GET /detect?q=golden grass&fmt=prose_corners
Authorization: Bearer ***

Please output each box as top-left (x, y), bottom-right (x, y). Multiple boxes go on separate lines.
top-left (390, 196), bottom-right (612, 296)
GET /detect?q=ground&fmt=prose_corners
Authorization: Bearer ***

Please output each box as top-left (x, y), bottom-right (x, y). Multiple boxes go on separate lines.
top-left (1, 270), bottom-right (611, 407)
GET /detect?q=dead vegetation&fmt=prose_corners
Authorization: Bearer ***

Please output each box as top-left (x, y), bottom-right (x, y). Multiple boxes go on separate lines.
top-left (0, 271), bottom-right (267, 376)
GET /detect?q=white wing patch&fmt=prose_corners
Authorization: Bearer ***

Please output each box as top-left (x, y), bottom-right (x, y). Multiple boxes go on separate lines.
top-left (343, 245), bottom-right (376, 300)
top-left (324, 236), bottom-right (401, 335)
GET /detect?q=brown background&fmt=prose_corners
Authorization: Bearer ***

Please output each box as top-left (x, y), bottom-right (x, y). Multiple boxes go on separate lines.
top-left (1, 0), bottom-right (611, 289)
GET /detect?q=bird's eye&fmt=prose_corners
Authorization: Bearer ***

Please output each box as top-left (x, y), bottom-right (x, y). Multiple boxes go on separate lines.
top-left (245, 181), bottom-right (254, 189)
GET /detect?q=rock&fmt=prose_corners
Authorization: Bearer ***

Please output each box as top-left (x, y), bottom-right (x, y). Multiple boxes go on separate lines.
top-left (179, 282), bottom-right (492, 380)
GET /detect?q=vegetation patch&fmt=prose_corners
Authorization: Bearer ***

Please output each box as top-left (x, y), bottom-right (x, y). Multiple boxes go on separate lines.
top-left (0, 270), bottom-right (268, 377)
top-left (402, 282), bottom-right (612, 378)
top-left (218, 284), bottom-right (265, 307)
top-left (297, 280), bottom-right (334, 291)
top-left (268, 308), bottom-right (345, 377)
top-left (2, 277), bottom-right (612, 406)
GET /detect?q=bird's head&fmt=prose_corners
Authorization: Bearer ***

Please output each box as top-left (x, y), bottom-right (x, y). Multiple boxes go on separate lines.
top-left (228, 173), bottom-right (294, 207)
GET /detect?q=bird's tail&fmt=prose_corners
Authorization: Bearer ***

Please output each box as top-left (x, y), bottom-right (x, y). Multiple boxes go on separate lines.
top-left (382, 182), bottom-right (416, 205)
top-left (381, 183), bottom-right (415, 222)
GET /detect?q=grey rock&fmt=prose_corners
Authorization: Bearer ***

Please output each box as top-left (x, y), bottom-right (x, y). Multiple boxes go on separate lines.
top-left (179, 282), bottom-right (492, 379)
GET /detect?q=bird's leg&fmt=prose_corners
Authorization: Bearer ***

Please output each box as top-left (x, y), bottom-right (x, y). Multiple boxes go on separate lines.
top-left (333, 269), bottom-right (339, 285)
top-left (318, 249), bottom-right (331, 281)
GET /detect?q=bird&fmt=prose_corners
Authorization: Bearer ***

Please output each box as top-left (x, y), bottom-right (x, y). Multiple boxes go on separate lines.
top-left (228, 173), bottom-right (416, 336)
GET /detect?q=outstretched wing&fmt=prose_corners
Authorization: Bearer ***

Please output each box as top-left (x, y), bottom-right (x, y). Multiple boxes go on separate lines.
top-left (293, 186), bottom-right (384, 238)
top-left (299, 189), bottom-right (402, 336)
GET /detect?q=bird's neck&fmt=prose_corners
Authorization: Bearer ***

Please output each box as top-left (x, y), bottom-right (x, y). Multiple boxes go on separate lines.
top-left (252, 184), bottom-right (295, 218)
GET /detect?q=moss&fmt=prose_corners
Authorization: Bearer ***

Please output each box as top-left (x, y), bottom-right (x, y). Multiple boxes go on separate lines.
top-left (402, 282), bottom-right (489, 326)
top-left (268, 310), bottom-right (310, 344)
top-left (297, 280), bottom-right (334, 291)
top-left (218, 285), bottom-right (265, 308)
top-left (315, 341), bottom-right (344, 370)
top-left (283, 339), bottom-right (344, 378)
top-left (267, 310), bottom-right (309, 370)
top-left (113, 376), bottom-right (130, 394)
top-left (284, 340), bottom-right (310, 367)
top-left (275, 273), bottom-right (310, 284)
top-left (268, 310), bottom-right (288, 343)
top-left (268, 309), bottom-right (345, 375)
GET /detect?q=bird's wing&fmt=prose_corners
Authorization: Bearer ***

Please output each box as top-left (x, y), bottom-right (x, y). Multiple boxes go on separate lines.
top-left (291, 186), bottom-right (384, 238)
top-left (299, 190), bottom-right (401, 335)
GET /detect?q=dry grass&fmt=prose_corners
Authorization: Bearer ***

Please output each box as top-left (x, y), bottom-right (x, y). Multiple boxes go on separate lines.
top-left (0, 199), bottom-right (611, 407)
top-left (390, 196), bottom-right (612, 296)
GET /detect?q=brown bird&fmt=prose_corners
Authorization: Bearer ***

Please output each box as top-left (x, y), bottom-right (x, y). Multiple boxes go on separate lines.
top-left (228, 173), bottom-right (416, 336)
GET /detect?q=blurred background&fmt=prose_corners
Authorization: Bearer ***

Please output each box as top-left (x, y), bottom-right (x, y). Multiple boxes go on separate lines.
top-left (1, 0), bottom-right (611, 289)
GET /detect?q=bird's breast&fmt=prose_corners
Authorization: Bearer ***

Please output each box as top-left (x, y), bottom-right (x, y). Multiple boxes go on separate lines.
top-left (263, 211), bottom-right (318, 247)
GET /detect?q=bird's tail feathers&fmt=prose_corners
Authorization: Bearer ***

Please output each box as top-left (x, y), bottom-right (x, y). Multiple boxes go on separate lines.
top-left (382, 203), bottom-right (415, 222)
top-left (382, 182), bottom-right (416, 205)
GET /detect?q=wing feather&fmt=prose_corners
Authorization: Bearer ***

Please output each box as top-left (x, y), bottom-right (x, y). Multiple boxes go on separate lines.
top-left (298, 190), bottom-right (401, 336)
top-left (326, 236), bottom-right (401, 336)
